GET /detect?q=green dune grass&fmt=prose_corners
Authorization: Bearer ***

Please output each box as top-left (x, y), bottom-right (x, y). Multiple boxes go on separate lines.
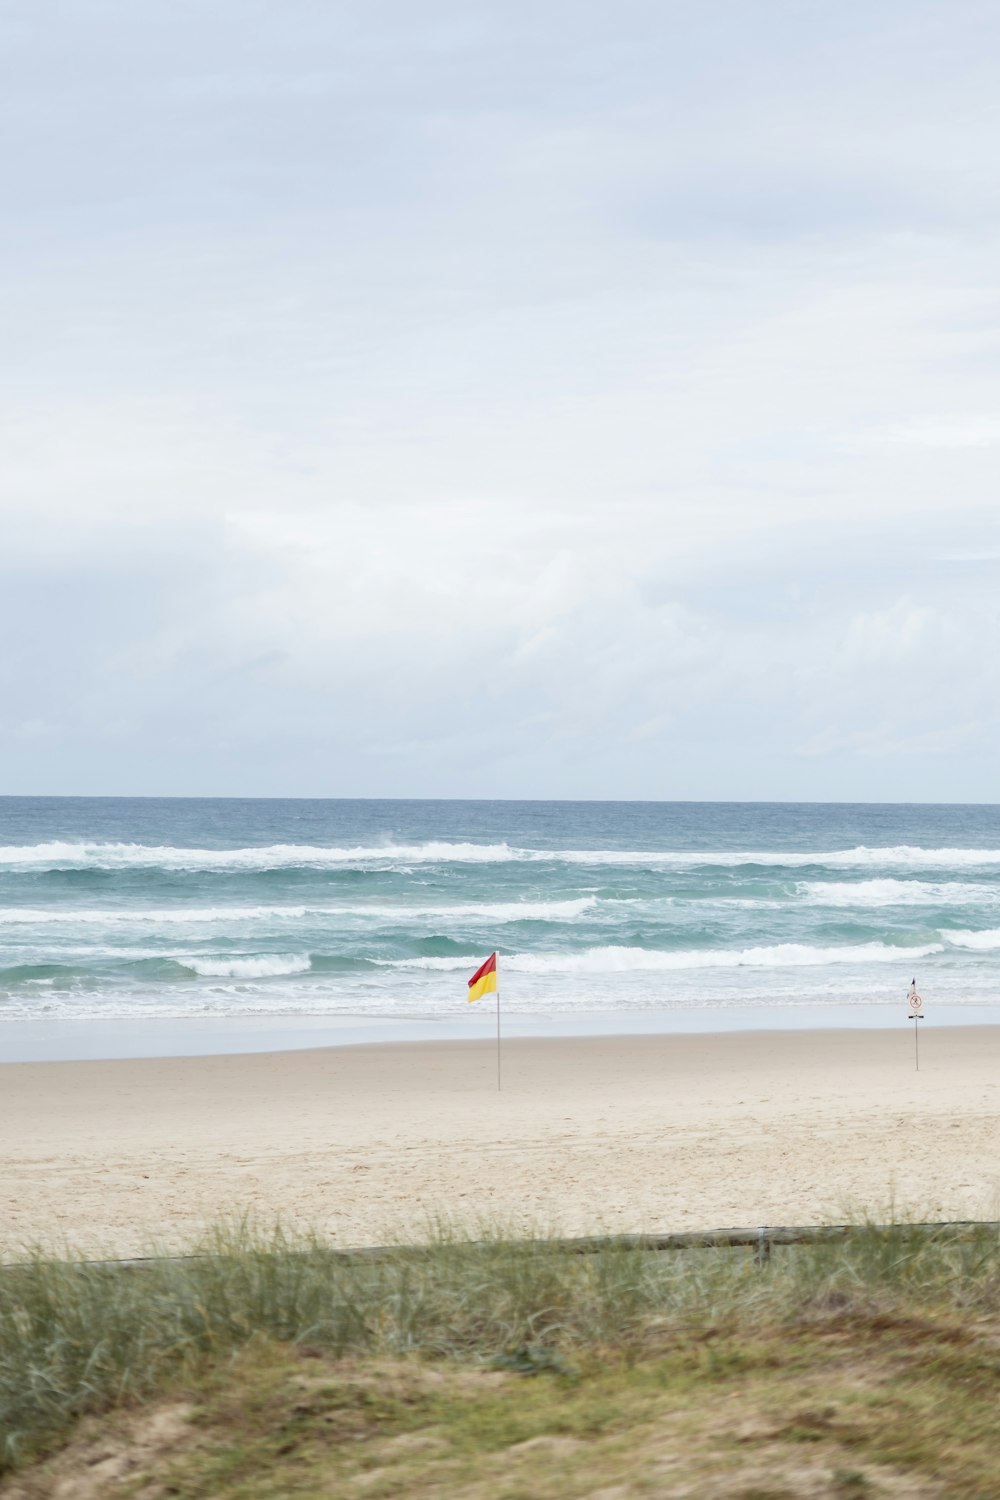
top-left (3, 1221), bottom-right (1000, 1496)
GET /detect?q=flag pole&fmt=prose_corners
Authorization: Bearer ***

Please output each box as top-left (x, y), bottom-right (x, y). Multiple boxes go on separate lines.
top-left (908, 979), bottom-right (923, 1072)
top-left (496, 949), bottom-right (501, 1092)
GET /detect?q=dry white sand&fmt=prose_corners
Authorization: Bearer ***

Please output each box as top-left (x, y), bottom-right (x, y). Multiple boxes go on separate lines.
top-left (3, 1028), bottom-right (999, 1257)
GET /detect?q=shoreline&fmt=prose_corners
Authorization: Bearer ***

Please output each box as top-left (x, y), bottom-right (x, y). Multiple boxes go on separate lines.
top-left (6, 1001), bottom-right (1000, 1063)
top-left (4, 1026), bottom-right (1000, 1257)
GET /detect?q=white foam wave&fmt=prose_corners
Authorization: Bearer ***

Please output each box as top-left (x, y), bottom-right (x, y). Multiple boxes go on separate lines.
top-left (4, 839), bottom-right (1000, 872)
top-left (0, 840), bottom-right (521, 871)
top-left (799, 879), bottom-right (998, 908)
top-left (373, 898), bottom-right (597, 923)
top-left (377, 941), bottom-right (944, 975)
top-left (12, 946), bottom-right (320, 973)
top-left (556, 845), bottom-right (1000, 870)
top-left (0, 905), bottom-right (312, 926)
top-left (944, 928), bottom-right (1000, 951)
top-left (0, 897), bottom-right (597, 927)
top-left (178, 954), bottom-right (312, 978)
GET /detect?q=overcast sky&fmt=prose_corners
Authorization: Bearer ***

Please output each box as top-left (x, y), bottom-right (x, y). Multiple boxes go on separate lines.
top-left (2, 1), bottom-right (1000, 800)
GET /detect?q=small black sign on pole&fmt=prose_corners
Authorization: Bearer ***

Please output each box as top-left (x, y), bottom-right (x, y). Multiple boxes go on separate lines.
top-left (907, 978), bottom-right (924, 1071)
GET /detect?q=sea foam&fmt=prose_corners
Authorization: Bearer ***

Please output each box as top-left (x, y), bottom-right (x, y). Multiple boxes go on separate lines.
top-left (377, 941), bottom-right (945, 974)
top-left (5, 839), bottom-right (1000, 872)
top-left (944, 928), bottom-right (1000, 951)
top-left (178, 954), bottom-right (313, 978)
top-left (0, 840), bottom-right (520, 871)
top-left (798, 879), bottom-right (998, 907)
top-left (0, 897), bottom-right (596, 927)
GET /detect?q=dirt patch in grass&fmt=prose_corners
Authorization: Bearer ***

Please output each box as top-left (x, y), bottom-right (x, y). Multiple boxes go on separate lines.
top-left (8, 1309), bottom-right (994, 1499)
top-left (1, 1404), bottom-right (193, 1500)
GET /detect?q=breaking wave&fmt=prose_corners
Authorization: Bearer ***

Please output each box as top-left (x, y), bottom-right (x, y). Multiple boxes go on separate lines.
top-left (0, 840), bottom-right (521, 871)
top-left (798, 879), bottom-right (998, 907)
top-left (5, 840), bottom-right (1000, 873)
top-left (177, 954), bottom-right (313, 979)
top-left (0, 897), bottom-right (596, 927)
top-left (377, 941), bottom-right (945, 975)
top-left (945, 928), bottom-right (1000, 951)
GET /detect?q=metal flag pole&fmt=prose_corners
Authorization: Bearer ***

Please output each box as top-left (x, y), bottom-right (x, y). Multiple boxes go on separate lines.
top-left (908, 978), bottom-right (923, 1072)
top-left (496, 950), bottom-right (501, 1092)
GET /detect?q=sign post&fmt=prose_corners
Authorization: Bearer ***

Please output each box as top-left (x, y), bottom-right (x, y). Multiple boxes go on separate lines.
top-left (907, 978), bottom-right (924, 1071)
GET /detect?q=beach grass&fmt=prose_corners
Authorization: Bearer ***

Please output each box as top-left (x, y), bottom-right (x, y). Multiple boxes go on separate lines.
top-left (3, 1219), bottom-right (1000, 1495)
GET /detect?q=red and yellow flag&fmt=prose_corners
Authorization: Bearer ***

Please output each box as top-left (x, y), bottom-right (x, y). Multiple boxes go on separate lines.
top-left (467, 952), bottom-right (498, 1004)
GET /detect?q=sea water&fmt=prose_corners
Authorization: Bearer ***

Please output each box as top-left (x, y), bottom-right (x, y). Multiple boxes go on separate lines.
top-left (2, 798), bottom-right (999, 1056)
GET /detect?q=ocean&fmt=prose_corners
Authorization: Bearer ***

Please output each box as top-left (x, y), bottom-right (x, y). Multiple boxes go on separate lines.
top-left (2, 798), bottom-right (999, 1057)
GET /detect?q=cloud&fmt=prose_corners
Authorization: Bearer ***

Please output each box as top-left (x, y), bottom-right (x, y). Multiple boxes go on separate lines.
top-left (2, 1), bottom-right (1000, 795)
top-left (882, 417), bottom-right (1000, 448)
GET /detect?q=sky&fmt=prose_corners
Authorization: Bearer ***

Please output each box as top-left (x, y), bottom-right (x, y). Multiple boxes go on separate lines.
top-left (2, 0), bottom-right (1000, 801)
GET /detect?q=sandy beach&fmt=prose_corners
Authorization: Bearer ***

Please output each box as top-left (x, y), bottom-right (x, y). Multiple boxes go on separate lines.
top-left (3, 1027), bottom-right (999, 1258)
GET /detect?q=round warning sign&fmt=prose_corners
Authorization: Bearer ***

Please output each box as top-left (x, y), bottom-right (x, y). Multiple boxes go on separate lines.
top-left (908, 992), bottom-right (924, 1017)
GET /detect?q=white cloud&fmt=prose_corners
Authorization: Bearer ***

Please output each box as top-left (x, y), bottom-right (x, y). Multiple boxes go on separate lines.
top-left (3, 1), bottom-right (1000, 795)
top-left (883, 416), bottom-right (1000, 448)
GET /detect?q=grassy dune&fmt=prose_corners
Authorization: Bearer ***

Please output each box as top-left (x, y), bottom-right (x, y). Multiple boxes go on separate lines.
top-left (3, 1222), bottom-right (1000, 1496)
